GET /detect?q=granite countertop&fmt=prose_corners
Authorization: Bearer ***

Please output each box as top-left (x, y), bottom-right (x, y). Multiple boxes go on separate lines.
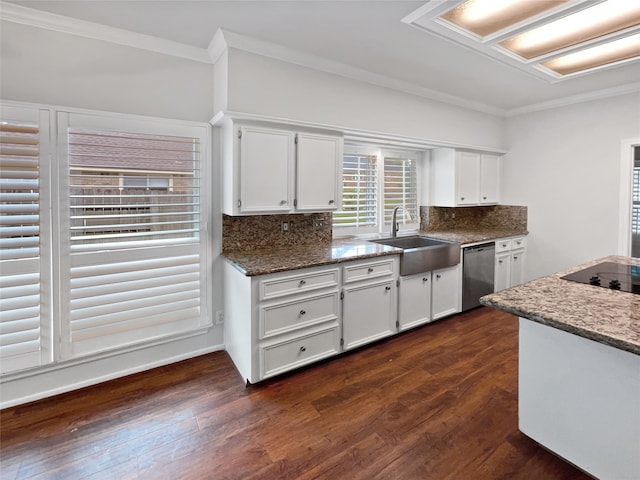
top-left (481, 255), bottom-right (640, 355)
top-left (422, 228), bottom-right (527, 245)
top-left (223, 228), bottom-right (527, 276)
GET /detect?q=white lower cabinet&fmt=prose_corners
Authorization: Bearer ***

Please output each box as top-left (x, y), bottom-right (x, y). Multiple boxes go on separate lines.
top-left (494, 236), bottom-right (527, 292)
top-left (341, 257), bottom-right (398, 350)
top-left (224, 256), bottom-right (399, 383)
top-left (431, 265), bottom-right (462, 320)
top-left (398, 273), bottom-right (432, 331)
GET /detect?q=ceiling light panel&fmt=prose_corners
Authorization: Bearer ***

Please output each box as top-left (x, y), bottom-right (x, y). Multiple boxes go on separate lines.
top-left (541, 32), bottom-right (640, 75)
top-left (440, 0), bottom-right (570, 38)
top-left (403, 0), bottom-right (640, 81)
top-left (500, 0), bottom-right (640, 60)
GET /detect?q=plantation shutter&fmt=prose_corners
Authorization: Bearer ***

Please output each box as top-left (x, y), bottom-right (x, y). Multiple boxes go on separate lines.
top-left (58, 112), bottom-right (209, 359)
top-left (333, 153), bottom-right (378, 230)
top-left (0, 106), bottom-right (52, 374)
top-left (383, 156), bottom-right (418, 227)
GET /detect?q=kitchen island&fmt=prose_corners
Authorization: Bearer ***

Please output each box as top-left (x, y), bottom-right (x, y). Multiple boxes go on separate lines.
top-left (481, 255), bottom-right (640, 480)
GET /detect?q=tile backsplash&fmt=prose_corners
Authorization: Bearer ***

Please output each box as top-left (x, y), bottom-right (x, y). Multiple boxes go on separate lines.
top-left (420, 205), bottom-right (527, 231)
top-left (222, 213), bottom-right (332, 252)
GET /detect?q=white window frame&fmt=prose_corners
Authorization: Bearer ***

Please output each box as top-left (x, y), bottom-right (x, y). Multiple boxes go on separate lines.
top-left (333, 144), bottom-right (422, 237)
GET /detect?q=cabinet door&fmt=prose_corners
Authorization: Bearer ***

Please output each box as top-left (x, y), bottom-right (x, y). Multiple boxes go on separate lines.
top-left (398, 273), bottom-right (431, 331)
top-left (239, 126), bottom-right (293, 213)
top-left (479, 154), bottom-right (499, 204)
top-left (431, 264), bottom-right (461, 320)
top-left (494, 252), bottom-right (511, 292)
top-left (456, 152), bottom-right (480, 205)
top-left (342, 280), bottom-right (396, 350)
top-left (510, 249), bottom-right (525, 287)
top-left (296, 133), bottom-right (342, 211)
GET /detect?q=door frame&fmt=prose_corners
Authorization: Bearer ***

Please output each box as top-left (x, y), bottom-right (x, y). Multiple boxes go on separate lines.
top-left (618, 138), bottom-right (640, 256)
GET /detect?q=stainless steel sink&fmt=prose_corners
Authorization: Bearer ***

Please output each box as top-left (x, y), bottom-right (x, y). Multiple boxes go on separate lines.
top-left (369, 236), bottom-right (461, 275)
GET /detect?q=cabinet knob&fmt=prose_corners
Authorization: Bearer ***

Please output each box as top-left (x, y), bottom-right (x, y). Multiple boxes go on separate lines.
top-left (423, 277), bottom-right (429, 282)
top-left (299, 279), bottom-right (306, 286)
top-left (436, 274), bottom-right (441, 279)
top-left (483, 196), bottom-right (487, 200)
top-left (499, 260), bottom-right (503, 264)
top-left (367, 267), bottom-right (374, 273)
top-left (514, 256), bottom-right (518, 260)
top-left (299, 346), bottom-right (306, 353)
top-left (460, 197), bottom-right (465, 201)
top-left (328, 200), bottom-right (335, 204)
top-left (280, 200), bottom-right (287, 205)
top-left (299, 309), bottom-right (306, 316)
top-left (385, 285), bottom-right (391, 291)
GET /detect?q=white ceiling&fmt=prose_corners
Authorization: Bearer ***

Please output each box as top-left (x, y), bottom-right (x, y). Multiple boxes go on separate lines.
top-left (4, 0), bottom-right (640, 114)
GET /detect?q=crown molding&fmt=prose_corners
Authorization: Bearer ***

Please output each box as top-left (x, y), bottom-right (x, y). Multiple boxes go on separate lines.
top-left (0, 2), bottom-right (212, 63)
top-left (506, 81), bottom-right (640, 117)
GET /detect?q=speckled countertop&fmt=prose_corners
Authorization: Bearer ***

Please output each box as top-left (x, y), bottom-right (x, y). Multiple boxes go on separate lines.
top-left (481, 255), bottom-right (640, 355)
top-left (223, 228), bottom-right (527, 276)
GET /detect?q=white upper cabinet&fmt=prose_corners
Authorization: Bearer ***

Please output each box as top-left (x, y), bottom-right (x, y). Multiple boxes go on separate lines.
top-left (431, 148), bottom-right (501, 207)
top-left (240, 125), bottom-right (294, 213)
top-left (221, 119), bottom-right (343, 215)
top-left (295, 132), bottom-right (342, 212)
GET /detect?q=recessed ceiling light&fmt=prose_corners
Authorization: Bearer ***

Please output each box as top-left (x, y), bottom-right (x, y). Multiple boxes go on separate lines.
top-left (440, 0), bottom-right (569, 38)
top-left (541, 32), bottom-right (640, 75)
top-left (403, 0), bottom-right (640, 80)
top-left (500, 0), bottom-right (640, 60)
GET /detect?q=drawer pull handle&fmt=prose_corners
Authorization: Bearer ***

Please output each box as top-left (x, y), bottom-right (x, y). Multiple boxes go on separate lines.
top-left (423, 277), bottom-right (429, 282)
top-left (502, 243), bottom-right (507, 247)
top-left (385, 285), bottom-right (391, 291)
top-left (328, 200), bottom-right (335, 204)
top-left (299, 280), bottom-right (306, 286)
top-left (299, 309), bottom-right (306, 316)
top-left (367, 267), bottom-right (374, 273)
top-left (280, 200), bottom-right (287, 205)
top-left (513, 256), bottom-right (518, 260)
top-left (299, 346), bottom-right (306, 353)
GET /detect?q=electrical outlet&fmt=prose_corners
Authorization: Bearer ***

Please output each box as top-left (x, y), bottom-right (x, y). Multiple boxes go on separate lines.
top-left (282, 221), bottom-right (290, 233)
top-left (312, 218), bottom-right (325, 230)
top-left (215, 311), bottom-right (224, 324)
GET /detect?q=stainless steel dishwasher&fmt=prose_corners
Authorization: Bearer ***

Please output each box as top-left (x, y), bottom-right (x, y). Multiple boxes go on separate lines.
top-left (462, 242), bottom-right (495, 311)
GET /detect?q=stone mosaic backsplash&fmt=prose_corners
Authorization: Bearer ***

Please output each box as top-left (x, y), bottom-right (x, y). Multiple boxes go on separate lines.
top-left (222, 213), bottom-right (333, 252)
top-left (421, 205), bottom-right (527, 232)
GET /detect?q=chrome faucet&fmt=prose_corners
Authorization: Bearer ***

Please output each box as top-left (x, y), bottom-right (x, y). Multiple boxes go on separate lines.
top-left (391, 206), bottom-right (401, 237)
top-left (391, 206), bottom-right (414, 237)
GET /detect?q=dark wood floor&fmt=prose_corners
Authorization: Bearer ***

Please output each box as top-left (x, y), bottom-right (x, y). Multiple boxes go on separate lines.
top-left (1, 307), bottom-right (592, 480)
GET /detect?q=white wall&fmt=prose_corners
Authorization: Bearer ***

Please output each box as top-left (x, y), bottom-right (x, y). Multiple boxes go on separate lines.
top-left (0, 21), bottom-right (225, 407)
top-left (226, 48), bottom-right (507, 151)
top-left (502, 93), bottom-right (640, 281)
top-left (0, 21), bottom-right (214, 121)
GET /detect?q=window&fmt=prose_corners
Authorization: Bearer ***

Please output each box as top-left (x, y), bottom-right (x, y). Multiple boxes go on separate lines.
top-left (333, 147), bottom-right (420, 235)
top-left (0, 104), bottom-right (211, 374)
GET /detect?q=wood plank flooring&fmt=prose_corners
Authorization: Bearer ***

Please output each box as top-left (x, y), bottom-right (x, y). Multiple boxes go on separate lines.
top-left (1, 307), bottom-right (593, 479)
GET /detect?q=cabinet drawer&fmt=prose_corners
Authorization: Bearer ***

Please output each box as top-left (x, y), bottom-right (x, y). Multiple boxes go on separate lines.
top-left (260, 326), bottom-right (340, 379)
top-left (511, 236), bottom-right (526, 249)
top-left (259, 268), bottom-right (339, 301)
top-left (495, 239), bottom-right (512, 253)
top-left (343, 259), bottom-right (395, 284)
top-left (259, 292), bottom-right (339, 339)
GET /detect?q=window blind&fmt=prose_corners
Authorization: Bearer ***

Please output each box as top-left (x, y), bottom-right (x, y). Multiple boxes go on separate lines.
top-left (0, 109), bottom-right (51, 374)
top-left (383, 157), bottom-right (418, 226)
top-left (333, 154), bottom-right (378, 229)
top-left (60, 118), bottom-right (208, 358)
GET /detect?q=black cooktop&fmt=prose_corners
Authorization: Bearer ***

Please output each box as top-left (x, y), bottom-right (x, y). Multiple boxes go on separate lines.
top-left (561, 261), bottom-right (640, 294)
